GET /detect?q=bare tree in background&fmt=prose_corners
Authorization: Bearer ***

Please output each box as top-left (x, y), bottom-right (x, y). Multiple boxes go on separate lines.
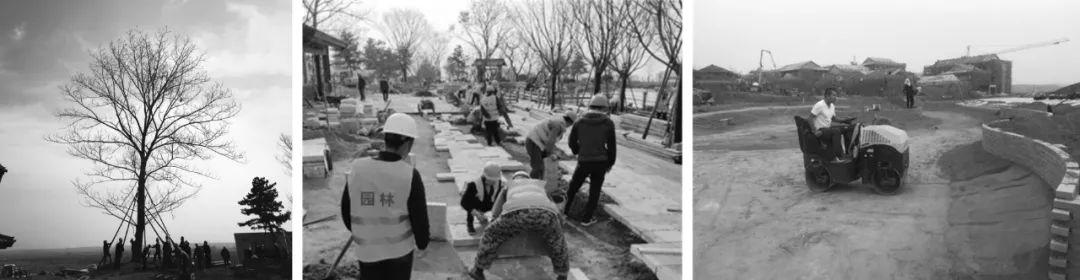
top-left (303, 0), bottom-right (367, 31)
top-left (610, 9), bottom-right (650, 113)
top-left (512, 0), bottom-right (577, 109)
top-left (570, 0), bottom-right (627, 95)
top-left (46, 29), bottom-right (243, 262)
top-left (501, 35), bottom-right (535, 82)
top-left (626, 0), bottom-right (682, 144)
top-left (381, 8), bottom-right (432, 82)
top-left (421, 30), bottom-right (451, 75)
top-left (277, 133), bottom-right (292, 176)
top-left (457, 0), bottom-right (511, 64)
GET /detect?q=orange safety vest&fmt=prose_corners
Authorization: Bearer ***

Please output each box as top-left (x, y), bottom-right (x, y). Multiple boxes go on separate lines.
top-left (347, 158), bottom-right (415, 262)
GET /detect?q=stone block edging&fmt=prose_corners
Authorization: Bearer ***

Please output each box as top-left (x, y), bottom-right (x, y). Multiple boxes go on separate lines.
top-left (982, 119), bottom-right (1080, 279)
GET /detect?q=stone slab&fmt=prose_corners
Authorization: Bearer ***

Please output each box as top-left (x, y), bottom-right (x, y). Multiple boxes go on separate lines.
top-left (1052, 208), bottom-right (1072, 222)
top-left (1051, 223), bottom-right (1071, 237)
top-left (568, 268), bottom-right (589, 280)
top-left (630, 243), bottom-right (682, 280)
top-left (428, 203), bottom-right (449, 241)
top-left (1058, 182), bottom-right (1078, 200)
top-left (1055, 197), bottom-right (1080, 212)
top-left (1051, 238), bottom-right (1069, 253)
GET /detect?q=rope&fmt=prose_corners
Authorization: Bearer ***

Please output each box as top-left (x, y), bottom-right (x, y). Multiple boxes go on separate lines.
top-left (145, 193), bottom-right (173, 241)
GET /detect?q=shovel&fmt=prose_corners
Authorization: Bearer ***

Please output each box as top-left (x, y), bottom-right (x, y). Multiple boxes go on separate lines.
top-left (323, 236), bottom-right (354, 280)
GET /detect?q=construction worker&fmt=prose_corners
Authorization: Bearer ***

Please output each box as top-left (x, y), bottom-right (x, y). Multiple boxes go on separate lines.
top-left (466, 172), bottom-right (569, 280)
top-left (358, 73), bottom-right (367, 101)
top-left (480, 88), bottom-right (504, 146)
top-left (903, 78), bottom-right (916, 109)
top-left (811, 88), bottom-right (855, 161)
top-left (380, 78), bottom-right (391, 102)
top-left (203, 241), bottom-right (212, 267)
top-left (461, 162), bottom-right (506, 234)
top-left (564, 94), bottom-right (617, 226)
top-left (340, 113), bottom-right (430, 279)
top-left (98, 240), bottom-right (112, 268)
top-left (221, 247), bottom-right (231, 266)
top-left (114, 238), bottom-right (124, 269)
top-left (162, 238), bottom-right (172, 268)
top-left (525, 112), bottom-right (577, 179)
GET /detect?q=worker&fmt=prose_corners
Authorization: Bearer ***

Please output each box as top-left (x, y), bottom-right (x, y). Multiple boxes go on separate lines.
top-left (480, 88), bottom-right (503, 146)
top-left (153, 239), bottom-right (161, 263)
top-left (340, 113), bottom-right (430, 279)
top-left (461, 162), bottom-right (506, 234)
top-left (114, 238), bottom-right (125, 269)
top-left (221, 247), bottom-right (231, 266)
top-left (203, 241), bottom-right (212, 267)
top-left (162, 238), bottom-right (173, 268)
top-left (564, 94), bottom-right (617, 226)
top-left (357, 73), bottom-right (367, 101)
top-left (525, 112), bottom-right (577, 179)
top-left (193, 244), bottom-right (203, 271)
top-left (903, 78), bottom-right (916, 109)
top-left (466, 172), bottom-right (569, 280)
top-left (177, 247), bottom-right (193, 280)
top-left (380, 78), bottom-right (390, 102)
top-left (99, 240), bottom-right (112, 268)
top-left (470, 83), bottom-right (484, 106)
top-left (811, 88), bottom-right (855, 161)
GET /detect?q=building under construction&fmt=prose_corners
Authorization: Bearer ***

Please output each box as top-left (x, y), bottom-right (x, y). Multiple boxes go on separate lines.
top-left (923, 54), bottom-right (1012, 94)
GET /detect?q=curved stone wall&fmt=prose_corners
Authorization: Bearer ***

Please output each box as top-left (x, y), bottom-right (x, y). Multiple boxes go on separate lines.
top-left (982, 120), bottom-right (1080, 280)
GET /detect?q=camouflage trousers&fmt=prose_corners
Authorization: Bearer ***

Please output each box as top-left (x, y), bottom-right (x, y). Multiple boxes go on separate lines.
top-left (474, 208), bottom-right (569, 276)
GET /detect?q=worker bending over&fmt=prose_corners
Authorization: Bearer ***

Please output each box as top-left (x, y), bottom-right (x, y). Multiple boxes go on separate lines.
top-left (467, 172), bottom-right (569, 280)
top-left (341, 113), bottom-right (430, 279)
top-left (461, 162), bottom-right (506, 234)
top-left (525, 112), bottom-right (576, 179)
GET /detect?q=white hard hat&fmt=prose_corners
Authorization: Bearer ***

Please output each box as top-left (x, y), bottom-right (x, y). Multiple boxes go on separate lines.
top-left (383, 113), bottom-right (418, 139)
top-left (511, 171), bottom-right (530, 180)
top-left (589, 94), bottom-right (609, 108)
top-left (563, 111), bottom-right (578, 123)
top-left (483, 161), bottom-right (502, 180)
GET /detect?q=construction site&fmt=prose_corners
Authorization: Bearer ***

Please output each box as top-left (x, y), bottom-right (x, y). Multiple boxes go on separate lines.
top-left (299, 2), bottom-right (683, 276)
top-left (692, 3), bottom-right (1080, 278)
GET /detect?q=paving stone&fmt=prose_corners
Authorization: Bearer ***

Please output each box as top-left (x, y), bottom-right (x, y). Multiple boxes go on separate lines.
top-left (568, 268), bottom-right (589, 280)
top-left (1052, 208), bottom-right (1072, 222)
top-left (1058, 183), bottom-right (1078, 200)
top-left (1051, 223), bottom-right (1071, 237)
top-left (427, 203), bottom-right (448, 241)
top-left (1049, 254), bottom-right (1068, 268)
top-left (1055, 197), bottom-right (1080, 212)
top-left (1051, 238), bottom-right (1069, 253)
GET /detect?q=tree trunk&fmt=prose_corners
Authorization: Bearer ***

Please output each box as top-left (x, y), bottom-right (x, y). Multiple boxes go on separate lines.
top-left (592, 69), bottom-right (603, 95)
top-left (618, 74), bottom-right (629, 113)
top-left (133, 173), bottom-right (146, 263)
top-left (401, 66), bottom-right (408, 83)
top-left (549, 70), bottom-right (559, 110)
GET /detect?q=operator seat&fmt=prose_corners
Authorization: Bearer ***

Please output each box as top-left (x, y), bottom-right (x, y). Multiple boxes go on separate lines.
top-left (794, 115), bottom-right (827, 156)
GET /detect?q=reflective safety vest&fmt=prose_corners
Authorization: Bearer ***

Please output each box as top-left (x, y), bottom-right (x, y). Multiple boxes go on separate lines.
top-left (471, 176), bottom-right (505, 203)
top-left (480, 95), bottom-right (500, 122)
top-left (501, 179), bottom-right (559, 215)
top-left (347, 158), bottom-right (415, 262)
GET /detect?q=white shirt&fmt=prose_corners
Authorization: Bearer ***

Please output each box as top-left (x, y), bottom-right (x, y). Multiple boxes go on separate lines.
top-left (810, 99), bottom-right (835, 130)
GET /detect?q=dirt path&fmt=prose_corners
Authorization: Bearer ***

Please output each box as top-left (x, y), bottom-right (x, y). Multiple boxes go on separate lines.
top-left (693, 109), bottom-right (1051, 279)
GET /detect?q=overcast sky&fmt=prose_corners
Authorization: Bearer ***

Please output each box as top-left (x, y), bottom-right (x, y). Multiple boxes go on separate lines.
top-left (0, 0), bottom-right (291, 250)
top-left (695, 0), bottom-right (1080, 85)
top-left (319, 0), bottom-right (672, 82)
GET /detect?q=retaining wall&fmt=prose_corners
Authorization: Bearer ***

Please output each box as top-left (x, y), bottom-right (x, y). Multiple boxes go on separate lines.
top-left (982, 120), bottom-right (1080, 280)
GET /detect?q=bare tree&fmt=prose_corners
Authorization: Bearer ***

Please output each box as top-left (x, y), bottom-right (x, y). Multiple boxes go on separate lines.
top-left (610, 16), bottom-right (649, 112)
top-left (501, 35), bottom-right (535, 82)
top-left (277, 133), bottom-right (292, 176)
top-left (380, 8), bottom-right (432, 82)
top-left (457, 0), bottom-right (512, 63)
top-left (626, 0), bottom-right (682, 144)
top-left (512, 0), bottom-right (577, 109)
top-left (570, 0), bottom-right (627, 95)
top-left (46, 29), bottom-right (243, 261)
top-left (421, 30), bottom-right (451, 78)
top-left (303, 0), bottom-right (367, 31)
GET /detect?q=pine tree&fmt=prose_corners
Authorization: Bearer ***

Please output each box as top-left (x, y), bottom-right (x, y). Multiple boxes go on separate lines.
top-left (238, 177), bottom-right (292, 235)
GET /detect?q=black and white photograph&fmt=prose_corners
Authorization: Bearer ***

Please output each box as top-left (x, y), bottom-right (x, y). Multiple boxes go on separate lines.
top-left (0, 0), bottom-right (293, 279)
top-left (299, 0), bottom-right (682, 279)
top-left (692, 0), bottom-right (1080, 279)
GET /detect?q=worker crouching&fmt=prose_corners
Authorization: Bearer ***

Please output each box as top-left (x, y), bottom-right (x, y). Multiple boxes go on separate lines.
top-left (466, 171), bottom-right (569, 280)
top-left (461, 162), bottom-right (506, 234)
top-left (341, 113), bottom-right (431, 280)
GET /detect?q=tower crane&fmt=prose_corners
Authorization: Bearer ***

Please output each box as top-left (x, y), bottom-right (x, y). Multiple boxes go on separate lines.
top-left (966, 38), bottom-right (1070, 57)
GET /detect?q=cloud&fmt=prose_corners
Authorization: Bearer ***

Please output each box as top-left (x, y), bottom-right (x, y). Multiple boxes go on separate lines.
top-left (10, 22), bottom-right (25, 41)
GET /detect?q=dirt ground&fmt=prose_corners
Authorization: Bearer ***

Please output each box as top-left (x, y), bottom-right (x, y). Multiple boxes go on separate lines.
top-left (0, 244), bottom-right (278, 279)
top-left (693, 99), bottom-right (1053, 279)
top-left (301, 112), bottom-right (656, 280)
